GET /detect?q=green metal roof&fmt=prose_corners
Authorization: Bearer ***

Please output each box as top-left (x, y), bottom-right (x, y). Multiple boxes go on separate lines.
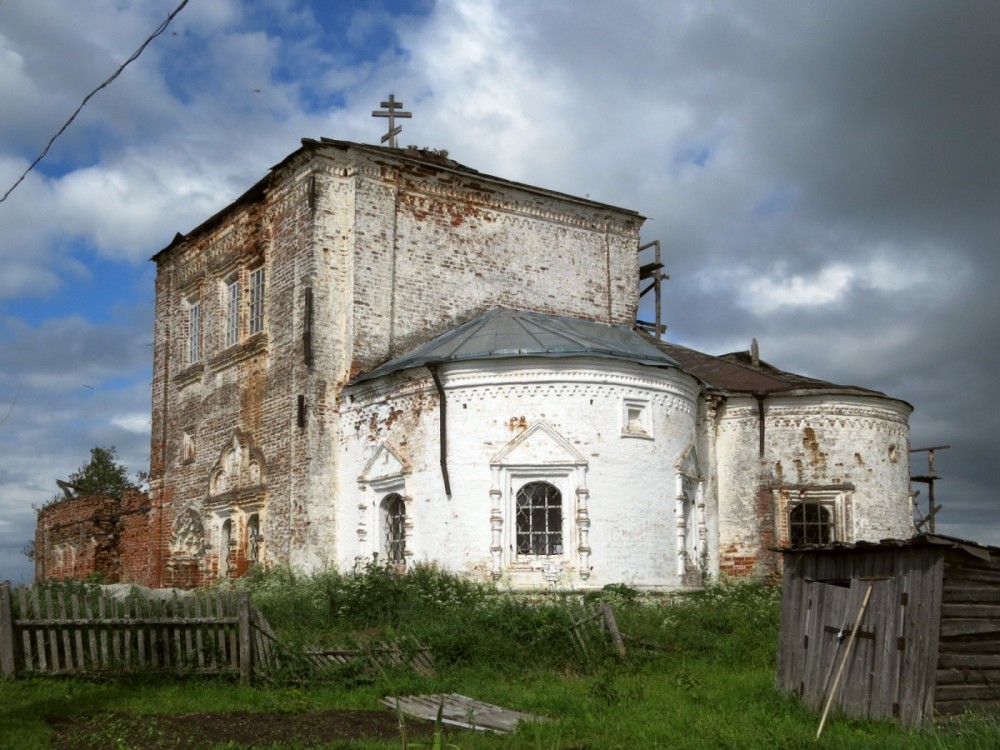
top-left (352, 308), bottom-right (679, 383)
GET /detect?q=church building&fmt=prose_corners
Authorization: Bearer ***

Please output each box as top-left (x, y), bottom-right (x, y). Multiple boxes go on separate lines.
top-left (130, 138), bottom-right (915, 590)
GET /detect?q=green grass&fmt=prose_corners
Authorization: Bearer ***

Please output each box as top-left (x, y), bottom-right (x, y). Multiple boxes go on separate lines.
top-left (3, 568), bottom-right (1000, 749)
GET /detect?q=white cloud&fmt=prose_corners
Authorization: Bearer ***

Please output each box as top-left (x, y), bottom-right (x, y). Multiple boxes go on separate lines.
top-left (111, 413), bottom-right (151, 434)
top-left (742, 263), bottom-right (856, 315)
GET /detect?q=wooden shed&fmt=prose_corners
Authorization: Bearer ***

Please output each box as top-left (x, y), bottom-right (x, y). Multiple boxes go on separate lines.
top-left (776, 534), bottom-right (1000, 727)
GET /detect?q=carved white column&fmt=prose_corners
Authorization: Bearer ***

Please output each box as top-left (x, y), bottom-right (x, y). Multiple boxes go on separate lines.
top-left (696, 481), bottom-right (707, 561)
top-left (675, 473), bottom-right (687, 578)
top-left (489, 467), bottom-right (503, 579)
top-left (576, 485), bottom-right (591, 579)
top-left (402, 494), bottom-right (414, 562)
top-left (356, 502), bottom-right (368, 549)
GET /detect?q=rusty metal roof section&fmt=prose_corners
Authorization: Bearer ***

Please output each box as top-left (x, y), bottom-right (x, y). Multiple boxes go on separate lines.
top-left (352, 308), bottom-right (679, 383)
top-left (645, 335), bottom-right (908, 403)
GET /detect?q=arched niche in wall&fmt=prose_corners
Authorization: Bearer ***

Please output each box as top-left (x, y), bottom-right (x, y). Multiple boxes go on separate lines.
top-left (170, 507), bottom-right (206, 558)
top-left (207, 429), bottom-right (267, 503)
top-left (204, 429), bottom-right (267, 579)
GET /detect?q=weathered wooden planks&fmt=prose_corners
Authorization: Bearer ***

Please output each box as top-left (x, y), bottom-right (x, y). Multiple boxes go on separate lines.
top-left (0, 584), bottom-right (274, 680)
top-left (383, 693), bottom-right (545, 733)
top-left (305, 639), bottom-right (434, 677)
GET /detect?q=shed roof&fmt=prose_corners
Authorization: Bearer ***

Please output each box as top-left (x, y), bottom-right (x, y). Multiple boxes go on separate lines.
top-left (351, 307), bottom-right (679, 383)
top-left (776, 534), bottom-right (1000, 562)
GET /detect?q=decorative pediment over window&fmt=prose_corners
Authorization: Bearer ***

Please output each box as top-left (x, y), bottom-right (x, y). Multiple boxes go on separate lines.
top-left (675, 443), bottom-right (701, 480)
top-left (209, 429), bottom-right (266, 496)
top-left (491, 421), bottom-right (587, 467)
top-left (358, 440), bottom-right (411, 485)
top-left (171, 507), bottom-right (205, 556)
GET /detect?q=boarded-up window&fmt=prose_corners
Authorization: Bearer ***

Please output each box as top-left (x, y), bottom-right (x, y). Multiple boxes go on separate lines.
top-left (516, 481), bottom-right (563, 556)
top-left (789, 502), bottom-right (834, 546)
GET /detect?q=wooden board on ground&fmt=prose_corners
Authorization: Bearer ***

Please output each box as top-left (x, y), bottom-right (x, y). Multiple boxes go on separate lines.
top-left (382, 693), bottom-right (545, 733)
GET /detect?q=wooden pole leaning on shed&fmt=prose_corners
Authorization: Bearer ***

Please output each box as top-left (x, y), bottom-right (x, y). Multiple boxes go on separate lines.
top-left (816, 578), bottom-right (882, 739)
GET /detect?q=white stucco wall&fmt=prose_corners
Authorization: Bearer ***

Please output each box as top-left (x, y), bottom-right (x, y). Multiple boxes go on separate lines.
top-left (714, 392), bottom-right (913, 574)
top-left (337, 357), bottom-right (701, 590)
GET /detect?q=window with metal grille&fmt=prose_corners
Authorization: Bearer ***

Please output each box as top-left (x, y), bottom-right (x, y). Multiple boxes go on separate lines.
top-left (788, 502), bottom-right (834, 546)
top-left (187, 301), bottom-right (201, 364)
top-left (247, 514), bottom-right (260, 563)
top-left (248, 267), bottom-right (265, 335)
top-left (225, 278), bottom-right (239, 348)
top-left (515, 481), bottom-right (563, 556)
top-left (382, 494), bottom-right (406, 562)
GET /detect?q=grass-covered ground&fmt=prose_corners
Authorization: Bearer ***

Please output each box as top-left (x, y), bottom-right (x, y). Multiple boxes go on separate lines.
top-left (2, 565), bottom-right (999, 749)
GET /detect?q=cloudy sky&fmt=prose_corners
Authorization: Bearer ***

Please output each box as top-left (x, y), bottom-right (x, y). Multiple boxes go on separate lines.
top-left (1, 0), bottom-right (997, 583)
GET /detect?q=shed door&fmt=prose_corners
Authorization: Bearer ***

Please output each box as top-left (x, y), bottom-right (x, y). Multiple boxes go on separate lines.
top-left (799, 578), bottom-right (899, 721)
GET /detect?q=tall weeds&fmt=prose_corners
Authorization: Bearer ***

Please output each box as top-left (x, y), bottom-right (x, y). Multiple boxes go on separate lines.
top-left (236, 562), bottom-right (579, 673)
top-left (237, 564), bottom-right (781, 677)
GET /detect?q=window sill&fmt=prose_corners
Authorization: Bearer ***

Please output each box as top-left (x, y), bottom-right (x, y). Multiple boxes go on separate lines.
top-left (175, 363), bottom-right (205, 388)
top-left (510, 557), bottom-right (566, 567)
top-left (208, 333), bottom-right (268, 371)
top-left (620, 429), bottom-right (654, 441)
top-left (204, 486), bottom-right (266, 509)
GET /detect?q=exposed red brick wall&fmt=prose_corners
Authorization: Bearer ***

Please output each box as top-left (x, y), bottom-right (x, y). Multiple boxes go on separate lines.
top-left (118, 488), bottom-right (161, 587)
top-left (34, 490), bottom-right (151, 583)
top-left (718, 484), bottom-right (781, 580)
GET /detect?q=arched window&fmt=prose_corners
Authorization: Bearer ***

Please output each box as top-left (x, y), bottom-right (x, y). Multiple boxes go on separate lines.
top-left (247, 514), bottom-right (260, 564)
top-left (515, 481), bottom-right (563, 556)
top-left (789, 502), bottom-right (834, 546)
top-left (381, 493), bottom-right (406, 562)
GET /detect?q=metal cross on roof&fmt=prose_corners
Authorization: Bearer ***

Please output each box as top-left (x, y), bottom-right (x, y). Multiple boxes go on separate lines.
top-left (372, 93), bottom-right (412, 148)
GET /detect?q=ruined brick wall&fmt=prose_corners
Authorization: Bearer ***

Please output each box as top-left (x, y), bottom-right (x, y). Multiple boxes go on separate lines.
top-left (117, 489), bottom-right (159, 586)
top-left (35, 495), bottom-right (119, 581)
top-left (34, 489), bottom-right (150, 583)
top-left (713, 393), bottom-right (913, 577)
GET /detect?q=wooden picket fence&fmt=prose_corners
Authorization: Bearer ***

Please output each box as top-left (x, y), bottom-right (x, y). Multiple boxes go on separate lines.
top-left (0, 581), bottom-right (278, 682)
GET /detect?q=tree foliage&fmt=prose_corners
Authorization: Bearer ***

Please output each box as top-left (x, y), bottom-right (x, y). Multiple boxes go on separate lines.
top-left (60, 446), bottom-right (137, 500)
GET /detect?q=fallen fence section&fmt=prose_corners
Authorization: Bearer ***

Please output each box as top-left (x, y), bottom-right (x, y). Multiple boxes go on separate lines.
top-left (305, 637), bottom-right (434, 677)
top-left (569, 601), bottom-right (627, 661)
top-left (0, 581), bottom-right (277, 682)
